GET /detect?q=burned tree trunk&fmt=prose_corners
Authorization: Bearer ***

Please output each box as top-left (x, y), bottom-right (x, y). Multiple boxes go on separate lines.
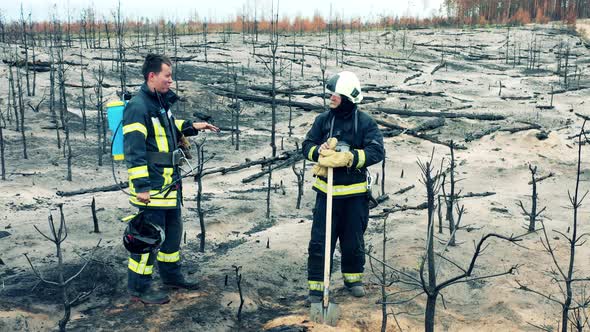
top-left (25, 204), bottom-right (101, 332)
top-left (0, 110), bottom-right (5, 180)
top-left (517, 164), bottom-right (546, 232)
top-left (292, 160), bottom-right (305, 209)
top-left (79, 41), bottom-right (87, 137)
top-left (20, 5), bottom-right (31, 97)
top-left (15, 65), bottom-right (28, 159)
top-left (91, 197), bottom-right (100, 233)
top-left (49, 42), bottom-right (61, 149)
top-left (8, 64), bottom-right (19, 131)
top-left (57, 48), bottom-right (72, 180)
top-left (194, 140), bottom-right (207, 253)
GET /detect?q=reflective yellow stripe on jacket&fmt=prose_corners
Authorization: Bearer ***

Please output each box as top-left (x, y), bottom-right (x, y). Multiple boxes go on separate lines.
top-left (174, 119), bottom-right (185, 132)
top-left (123, 122), bottom-right (148, 138)
top-left (313, 178), bottom-right (368, 196)
top-left (307, 145), bottom-right (317, 161)
top-left (152, 117), bottom-right (169, 152)
top-left (129, 182), bottom-right (178, 208)
top-left (355, 149), bottom-right (366, 168)
top-left (128, 165), bottom-right (149, 181)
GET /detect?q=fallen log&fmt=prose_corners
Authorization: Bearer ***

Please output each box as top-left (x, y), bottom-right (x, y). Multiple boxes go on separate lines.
top-left (241, 155), bottom-right (303, 184)
top-left (551, 86), bottom-right (589, 95)
top-left (371, 202), bottom-right (429, 218)
top-left (56, 182), bottom-right (128, 197)
top-left (430, 62), bottom-right (446, 75)
top-left (500, 123), bottom-right (541, 134)
top-left (363, 86), bottom-right (445, 97)
top-left (393, 184), bottom-right (415, 195)
top-left (464, 126), bottom-right (501, 142)
top-left (211, 87), bottom-right (324, 112)
top-left (500, 95), bottom-right (533, 100)
top-left (403, 72), bottom-right (422, 83)
top-left (248, 86), bottom-right (385, 104)
top-left (412, 118), bottom-right (446, 132)
top-left (376, 106), bottom-right (504, 121)
top-left (376, 118), bottom-right (467, 150)
top-left (201, 150), bottom-right (297, 177)
top-left (91, 57), bottom-right (143, 63)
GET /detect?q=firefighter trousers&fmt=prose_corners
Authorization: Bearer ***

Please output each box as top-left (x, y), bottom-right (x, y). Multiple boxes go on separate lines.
top-left (128, 208), bottom-right (184, 292)
top-left (307, 192), bottom-right (369, 296)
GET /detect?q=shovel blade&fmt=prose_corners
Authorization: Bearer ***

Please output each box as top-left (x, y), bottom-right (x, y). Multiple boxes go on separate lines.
top-left (309, 302), bottom-right (340, 326)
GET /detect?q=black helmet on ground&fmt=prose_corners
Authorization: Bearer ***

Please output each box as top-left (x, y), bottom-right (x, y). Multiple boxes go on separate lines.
top-left (122, 212), bottom-right (165, 254)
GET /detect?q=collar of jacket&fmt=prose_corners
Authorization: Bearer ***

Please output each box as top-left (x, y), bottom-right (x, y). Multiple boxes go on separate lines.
top-left (330, 102), bottom-right (357, 120)
top-left (140, 83), bottom-right (179, 110)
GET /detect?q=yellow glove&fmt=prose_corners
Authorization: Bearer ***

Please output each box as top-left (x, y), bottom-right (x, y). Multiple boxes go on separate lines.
top-left (318, 150), bottom-right (354, 168)
top-left (326, 137), bottom-right (338, 150)
top-left (312, 164), bottom-right (328, 177)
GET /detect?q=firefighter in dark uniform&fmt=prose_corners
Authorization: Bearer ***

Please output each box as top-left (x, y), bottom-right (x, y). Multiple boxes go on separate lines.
top-left (123, 54), bottom-right (219, 304)
top-left (302, 71), bottom-right (384, 302)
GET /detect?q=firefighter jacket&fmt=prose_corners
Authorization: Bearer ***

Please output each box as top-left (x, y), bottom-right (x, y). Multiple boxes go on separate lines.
top-left (123, 83), bottom-right (199, 209)
top-left (302, 106), bottom-right (384, 198)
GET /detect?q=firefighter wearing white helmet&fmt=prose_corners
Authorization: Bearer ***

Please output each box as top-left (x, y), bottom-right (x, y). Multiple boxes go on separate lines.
top-left (325, 71), bottom-right (364, 104)
top-left (302, 71), bottom-right (384, 303)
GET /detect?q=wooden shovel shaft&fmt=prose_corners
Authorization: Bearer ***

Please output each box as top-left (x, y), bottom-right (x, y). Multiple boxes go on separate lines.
top-left (323, 167), bottom-right (333, 308)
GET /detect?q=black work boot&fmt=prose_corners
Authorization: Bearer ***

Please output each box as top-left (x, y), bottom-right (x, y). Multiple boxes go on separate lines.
top-left (129, 288), bottom-right (170, 304)
top-left (163, 277), bottom-right (199, 290)
top-left (346, 285), bottom-right (366, 297)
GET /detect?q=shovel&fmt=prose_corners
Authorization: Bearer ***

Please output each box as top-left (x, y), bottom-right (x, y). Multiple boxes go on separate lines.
top-left (310, 167), bottom-right (340, 326)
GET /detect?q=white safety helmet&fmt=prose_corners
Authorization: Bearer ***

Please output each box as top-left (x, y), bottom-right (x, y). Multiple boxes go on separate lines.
top-left (326, 71), bottom-right (363, 104)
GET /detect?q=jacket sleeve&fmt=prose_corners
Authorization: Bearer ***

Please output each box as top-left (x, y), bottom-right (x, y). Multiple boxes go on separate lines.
top-left (351, 116), bottom-right (384, 169)
top-left (302, 115), bottom-right (324, 162)
top-left (123, 101), bottom-right (151, 193)
top-left (173, 118), bottom-right (199, 137)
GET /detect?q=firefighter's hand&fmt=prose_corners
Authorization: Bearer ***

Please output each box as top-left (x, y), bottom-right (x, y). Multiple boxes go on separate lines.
top-left (312, 164), bottom-right (328, 177)
top-left (318, 150), bottom-right (354, 168)
top-left (193, 122), bottom-right (220, 132)
top-left (319, 137), bottom-right (338, 153)
top-left (137, 192), bottom-right (150, 204)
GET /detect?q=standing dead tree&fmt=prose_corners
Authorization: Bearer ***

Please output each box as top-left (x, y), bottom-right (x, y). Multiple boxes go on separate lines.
top-left (291, 156), bottom-right (305, 209)
top-left (7, 62), bottom-right (18, 130)
top-left (441, 141), bottom-right (464, 246)
top-left (0, 107), bottom-right (5, 180)
top-left (266, 163), bottom-right (273, 218)
top-left (254, 1), bottom-right (287, 158)
top-left (517, 164), bottom-right (546, 232)
top-left (24, 204), bottom-right (101, 332)
top-left (417, 153), bottom-right (520, 332)
top-left (89, 60), bottom-right (107, 166)
top-left (114, 0), bottom-right (126, 95)
top-left (233, 265), bottom-right (245, 321)
top-left (91, 197), bottom-right (100, 233)
top-left (56, 47), bottom-right (73, 181)
top-left (28, 11), bottom-right (36, 97)
top-left (79, 39), bottom-right (87, 137)
top-left (202, 20), bottom-right (208, 63)
top-left (49, 30), bottom-right (61, 149)
top-left (15, 55), bottom-right (28, 159)
top-left (366, 213), bottom-right (403, 332)
top-left (517, 118), bottom-right (590, 332)
top-left (193, 138), bottom-right (215, 253)
top-left (319, 47), bottom-right (328, 111)
top-left (367, 151), bottom-right (521, 332)
top-left (20, 5), bottom-right (31, 96)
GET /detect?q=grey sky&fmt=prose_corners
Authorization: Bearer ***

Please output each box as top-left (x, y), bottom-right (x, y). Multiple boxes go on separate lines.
top-left (2, 0), bottom-right (445, 22)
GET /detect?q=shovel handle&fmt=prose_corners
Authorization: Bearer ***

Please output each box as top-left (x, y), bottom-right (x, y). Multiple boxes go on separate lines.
top-left (323, 167), bottom-right (334, 308)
